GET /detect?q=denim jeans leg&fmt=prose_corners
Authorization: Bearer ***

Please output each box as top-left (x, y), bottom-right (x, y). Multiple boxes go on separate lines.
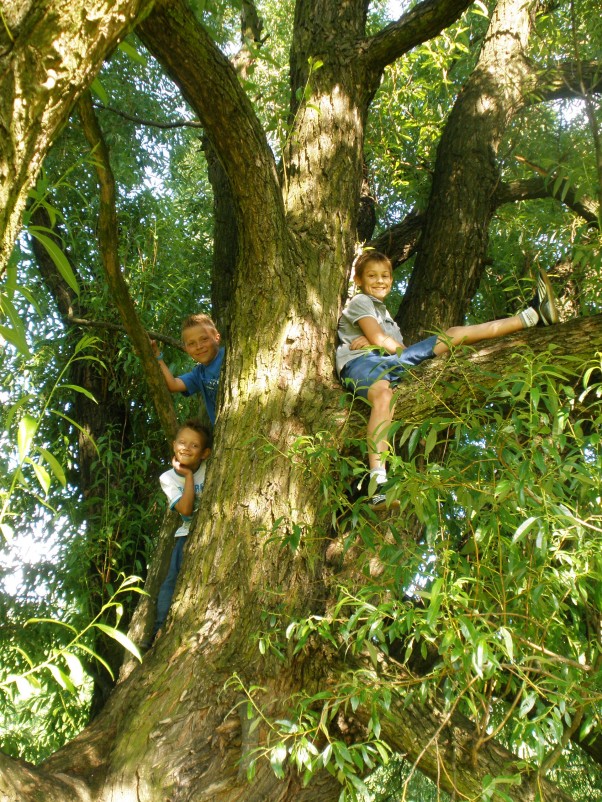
top-left (154, 536), bottom-right (186, 635)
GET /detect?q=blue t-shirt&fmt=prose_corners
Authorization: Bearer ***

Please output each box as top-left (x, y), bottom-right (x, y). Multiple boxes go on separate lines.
top-left (178, 347), bottom-right (224, 425)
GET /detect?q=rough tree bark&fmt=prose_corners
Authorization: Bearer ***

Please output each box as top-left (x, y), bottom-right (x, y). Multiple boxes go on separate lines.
top-left (0, 1), bottom-right (598, 801)
top-left (396, 0), bottom-right (536, 340)
top-left (395, 0), bottom-right (601, 342)
top-left (0, 0), bottom-right (154, 274)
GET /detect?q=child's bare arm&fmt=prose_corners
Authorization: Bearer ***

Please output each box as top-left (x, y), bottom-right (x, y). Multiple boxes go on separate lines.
top-left (357, 317), bottom-right (403, 354)
top-left (350, 335), bottom-right (371, 350)
top-left (151, 339), bottom-right (187, 393)
top-left (172, 459), bottom-right (196, 516)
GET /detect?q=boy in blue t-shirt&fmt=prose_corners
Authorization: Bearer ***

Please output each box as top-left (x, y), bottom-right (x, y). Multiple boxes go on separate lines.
top-left (152, 313), bottom-right (224, 425)
top-left (152, 419), bottom-right (212, 639)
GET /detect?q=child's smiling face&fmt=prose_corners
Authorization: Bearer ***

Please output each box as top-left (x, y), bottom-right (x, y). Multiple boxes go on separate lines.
top-left (182, 323), bottom-right (221, 365)
top-left (355, 260), bottom-right (393, 301)
top-left (172, 427), bottom-right (210, 471)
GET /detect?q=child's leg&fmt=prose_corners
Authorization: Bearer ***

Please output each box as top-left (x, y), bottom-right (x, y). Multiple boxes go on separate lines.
top-left (434, 268), bottom-right (558, 356)
top-left (433, 315), bottom-right (524, 356)
top-left (154, 536), bottom-right (186, 636)
top-left (366, 380), bottom-right (394, 477)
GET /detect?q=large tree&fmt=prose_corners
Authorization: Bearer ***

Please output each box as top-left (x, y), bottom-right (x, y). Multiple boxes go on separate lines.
top-left (1, 1), bottom-right (601, 800)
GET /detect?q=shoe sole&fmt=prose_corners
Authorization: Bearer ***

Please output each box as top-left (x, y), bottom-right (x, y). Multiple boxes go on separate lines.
top-left (370, 499), bottom-right (401, 512)
top-left (537, 268), bottom-right (559, 325)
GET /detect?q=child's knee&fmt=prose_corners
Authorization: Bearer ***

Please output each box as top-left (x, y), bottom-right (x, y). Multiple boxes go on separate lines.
top-left (368, 381), bottom-right (393, 410)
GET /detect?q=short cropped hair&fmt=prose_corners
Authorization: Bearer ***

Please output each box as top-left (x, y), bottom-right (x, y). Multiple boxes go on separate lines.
top-left (180, 313), bottom-right (218, 336)
top-left (175, 419), bottom-right (213, 449)
top-left (353, 251), bottom-right (392, 280)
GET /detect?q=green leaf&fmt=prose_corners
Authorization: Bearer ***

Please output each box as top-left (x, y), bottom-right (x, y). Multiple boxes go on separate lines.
top-left (62, 651), bottom-right (86, 686)
top-left (118, 40), bottom-right (147, 65)
top-left (374, 741), bottom-right (389, 763)
top-left (12, 674), bottom-right (39, 697)
top-left (28, 227), bottom-right (79, 296)
top-left (426, 577), bottom-right (443, 626)
top-left (75, 643), bottom-right (114, 679)
top-left (512, 516), bottom-right (537, 543)
top-left (472, 0), bottom-right (489, 16)
top-left (519, 693), bottom-right (537, 718)
top-left (17, 414), bottom-right (37, 462)
top-left (30, 459), bottom-right (51, 495)
top-left (0, 293), bottom-right (31, 356)
top-left (498, 627), bottom-right (514, 662)
top-left (407, 427), bottom-right (420, 457)
top-left (58, 384), bottom-right (98, 402)
top-left (90, 77), bottom-right (108, 104)
top-left (93, 623), bottom-right (142, 661)
top-left (39, 448), bottom-right (67, 488)
top-left (424, 426), bottom-right (438, 457)
top-left (25, 617), bottom-right (78, 634)
top-left (322, 742), bottom-right (334, 767)
top-left (46, 663), bottom-right (76, 692)
top-left (270, 743), bottom-right (288, 779)
top-left (1, 523), bottom-right (14, 541)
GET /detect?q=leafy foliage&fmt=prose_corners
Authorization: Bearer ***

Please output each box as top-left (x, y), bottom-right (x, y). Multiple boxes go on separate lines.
top-left (1, 1), bottom-right (601, 798)
top-left (0, 575), bottom-right (145, 763)
top-left (248, 349), bottom-right (602, 800)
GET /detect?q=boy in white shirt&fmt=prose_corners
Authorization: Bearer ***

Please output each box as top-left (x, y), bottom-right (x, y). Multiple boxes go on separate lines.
top-left (153, 420), bottom-right (212, 638)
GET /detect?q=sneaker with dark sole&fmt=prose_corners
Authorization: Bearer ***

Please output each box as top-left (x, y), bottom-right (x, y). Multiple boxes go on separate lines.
top-left (531, 268), bottom-right (559, 326)
top-left (369, 493), bottom-right (400, 512)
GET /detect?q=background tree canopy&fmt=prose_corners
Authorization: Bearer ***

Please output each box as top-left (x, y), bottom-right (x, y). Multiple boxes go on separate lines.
top-left (0, 0), bottom-right (601, 800)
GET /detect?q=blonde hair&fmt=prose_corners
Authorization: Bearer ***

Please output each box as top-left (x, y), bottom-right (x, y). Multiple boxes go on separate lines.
top-left (180, 313), bottom-right (218, 335)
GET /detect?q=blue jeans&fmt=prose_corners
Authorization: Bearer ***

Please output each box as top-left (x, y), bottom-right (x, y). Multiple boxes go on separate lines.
top-left (154, 536), bottom-right (186, 635)
top-left (340, 335), bottom-right (438, 398)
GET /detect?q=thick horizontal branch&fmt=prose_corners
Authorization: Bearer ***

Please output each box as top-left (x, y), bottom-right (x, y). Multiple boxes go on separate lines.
top-left (527, 59), bottom-right (602, 104)
top-left (368, 212), bottom-right (425, 268)
top-left (377, 693), bottom-right (577, 802)
top-left (324, 646), bottom-right (578, 802)
top-left (495, 159), bottom-right (599, 225)
top-left (371, 165), bottom-right (599, 272)
top-left (391, 314), bottom-right (602, 426)
top-left (363, 0), bottom-right (472, 75)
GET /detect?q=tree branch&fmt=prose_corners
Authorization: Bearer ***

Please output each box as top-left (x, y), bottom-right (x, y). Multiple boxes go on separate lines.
top-left (77, 90), bottom-right (178, 441)
top-left (526, 59), bottom-right (602, 104)
top-left (136, 0), bottom-right (285, 249)
top-left (363, 0), bottom-right (473, 75)
top-left (93, 102), bottom-right (203, 129)
top-left (368, 211), bottom-right (425, 268)
top-left (494, 170), bottom-right (599, 225)
top-left (66, 315), bottom-right (184, 351)
top-left (371, 161), bottom-right (600, 272)
top-left (389, 315), bottom-right (602, 426)
top-left (376, 693), bottom-right (579, 802)
top-left (0, 0), bottom-right (154, 274)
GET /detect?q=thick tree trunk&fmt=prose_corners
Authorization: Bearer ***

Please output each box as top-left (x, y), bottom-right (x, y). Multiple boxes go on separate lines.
top-left (396, 0), bottom-right (535, 340)
top-left (0, 2), bottom-right (595, 801)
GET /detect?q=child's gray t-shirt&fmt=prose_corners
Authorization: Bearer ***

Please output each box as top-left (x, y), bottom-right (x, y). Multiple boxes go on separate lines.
top-left (336, 293), bottom-right (404, 376)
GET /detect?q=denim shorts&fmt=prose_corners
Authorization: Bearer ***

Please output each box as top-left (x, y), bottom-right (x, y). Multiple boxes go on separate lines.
top-left (340, 335), bottom-right (438, 398)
